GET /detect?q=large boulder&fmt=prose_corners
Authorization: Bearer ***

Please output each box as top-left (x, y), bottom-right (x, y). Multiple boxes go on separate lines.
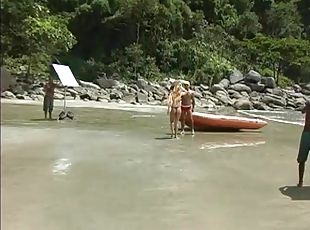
top-left (110, 90), bottom-right (123, 100)
top-left (271, 88), bottom-right (286, 97)
top-left (253, 101), bottom-right (270, 110)
top-left (210, 84), bottom-right (226, 94)
top-left (215, 91), bottom-right (233, 106)
top-left (199, 84), bottom-right (209, 91)
top-left (79, 80), bottom-right (101, 90)
top-left (245, 70), bottom-right (261, 83)
top-left (303, 83), bottom-right (310, 91)
top-left (53, 93), bottom-right (64, 100)
top-left (1, 90), bottom-right (16, 99)
top-left (96, 78), bottom-right (120, 89)
top-left (261, 95), bottom-right (286, 107)
top-left (302, 88), bottom-right (310, 95)
top-left (229, 83), bottom-right (252, 94)
top-left (229, 70), bottom-right (244, 84)
top-left (246, 83), bottom-right (265, 92)
top-left (122, 93), bottom-right (136, 104)
top-left (136, 92), bottom-right (148, 103)
top-left (1, 67), bottom-right (17, 92)
top-left (137, 78), bottom-right (149, 90)
top-left (219, 79), bottom-right (230, 89)
top-left (293, 84), bottom-right (302, 93)
top-left (261, 77), bottom-right (276, 89)
top-left (228, 89), bottom-right (243, 99)
top-left (233, 98), bottom-right (253, 110)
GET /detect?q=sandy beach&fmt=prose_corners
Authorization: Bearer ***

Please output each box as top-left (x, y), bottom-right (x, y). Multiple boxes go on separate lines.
top-left (1, 101), bottom-right (310, 230)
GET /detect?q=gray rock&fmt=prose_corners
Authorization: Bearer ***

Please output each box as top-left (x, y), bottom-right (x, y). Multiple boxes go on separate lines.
top-left (137, 78), bottom-right (149, 90)
top-left (293, 84), bottom-right (302, 92)
top-left (199, 84), bottom-right (209, 91)
top-left (79, 80), bottom-right (100, 90)
top-left (193, 90), bottom-right (203, 99)
top-left (271, 88), bottom-right (286, 97)
top-left (110, 90), bottom-right (123, 100)
top-left (66, 88), bottom-right (79, 97)
top-left (287, 99), bottom-right (297, 108)
top-left (253, 101), bottom-right (270, 110)
top-left (228, 89), bottom-right (243, 99)
top-left (128, 86), bottom-right (137, 94)
top-left (54, 93), bottom-right (64, 100)
top-left (261, 77), bottom-right (276, 89)
top-left (80, 93), bottom-right (92, 100)
top-left (136, 92), bottom-right (148, 103)
top-left (10, 84), bottom-right (25, 95)
top-left (302, 88), bottom-right (310, 95)
top-left (203, 99), bottom-right (217, 109)
top-left (210, 84), bottom-right (226, 94)
top-left (240, 91), bottom-right (249, 98)
top-left (261, 95), bottom-right (286, 107)
top-left (96, 78), bottom-right (120, 89)
top-left (287, 92), bottom-right (304, 98)
top-left (294, 97), bottom-right (306, 107)
top-left (215, 91), bottom-right (233, 106)
top-left (16, 94), bottom-right (26, 99)
top-left (229, 69), bottom-right (244, 84)
top-left (219, 79), bottom-right (230, 89)
top-left (31, 95), bottom-right (44, 101)
top-left (246, 83), bottom-right (265, 92)
top-left (1, 91), bottom-right (16, 99)
top-left (140, 89), bottom-right (148, 95)
top-left (245, 70), bottom-right (261, 83)
top-left (229, 83), bottom-right (252, 93)
top-left (233, 99), bottom-right (253, 110)
top-left (303, 83), bottom-right (310, 91)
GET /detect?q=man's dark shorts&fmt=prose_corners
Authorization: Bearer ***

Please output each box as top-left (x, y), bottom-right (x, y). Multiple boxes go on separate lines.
top-left (297, 131), bottom-right (310, 163)
top-left (43, 95), bottom-right (54, 112)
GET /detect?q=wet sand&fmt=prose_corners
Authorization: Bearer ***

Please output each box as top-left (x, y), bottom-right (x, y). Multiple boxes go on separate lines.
top-left (1, 103), bottom-right (310, 230)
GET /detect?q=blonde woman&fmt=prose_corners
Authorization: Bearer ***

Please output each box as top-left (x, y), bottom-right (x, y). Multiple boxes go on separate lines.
top-left (167, 82), bottom-right (185, 138)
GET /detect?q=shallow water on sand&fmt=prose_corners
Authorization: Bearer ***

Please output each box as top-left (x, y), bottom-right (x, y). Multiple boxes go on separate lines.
top-left (1, 104), bottom-right (310, 230)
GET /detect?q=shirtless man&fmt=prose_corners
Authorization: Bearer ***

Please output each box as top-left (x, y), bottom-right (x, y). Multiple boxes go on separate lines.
top-left (43, 76), bottom-right (56, 119)
top-left (297, 100), bottom-right (310, 187)
top-left (180, 82), bottom-right (195, 135)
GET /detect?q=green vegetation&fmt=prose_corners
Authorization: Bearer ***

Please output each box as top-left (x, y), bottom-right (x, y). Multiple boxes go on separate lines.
top-left (1, 0), bottom-right (310, 84)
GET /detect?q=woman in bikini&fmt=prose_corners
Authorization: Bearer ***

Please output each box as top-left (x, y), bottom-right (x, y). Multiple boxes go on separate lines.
top-left (167, 82), bottom-right (184, 138)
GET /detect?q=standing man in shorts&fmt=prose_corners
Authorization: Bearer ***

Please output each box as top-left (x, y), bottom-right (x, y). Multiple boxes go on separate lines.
top-left (180, 82), bottom-right (195, 135)
top-left (43, 76), bottom-right (56, 120)
top-left (297, 100), bottom-right (310, 187)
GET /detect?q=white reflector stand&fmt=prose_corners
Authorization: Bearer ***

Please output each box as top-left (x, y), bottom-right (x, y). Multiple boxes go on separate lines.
top-left (52, 64), bottom-right (79, 120)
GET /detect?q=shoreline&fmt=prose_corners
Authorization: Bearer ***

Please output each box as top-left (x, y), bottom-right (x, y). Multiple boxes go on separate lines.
top-left (1, 98), bottom-right (305, 127)
top-left (1, 98), bottom-right (167, 113)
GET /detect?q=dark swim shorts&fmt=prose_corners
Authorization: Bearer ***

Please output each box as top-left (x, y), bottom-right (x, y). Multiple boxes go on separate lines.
top-left (297, 131), bottom-right (310, 163)
top-left (43, 95), bottom-right (54, 112)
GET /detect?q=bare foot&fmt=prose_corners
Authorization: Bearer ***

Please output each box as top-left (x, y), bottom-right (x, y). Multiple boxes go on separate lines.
top-left (297, 181), bottom-right (303, 187)
top-left (180, 130), bottom-right (185, 135)
top-left (191, 130), bottom-right (195, 135)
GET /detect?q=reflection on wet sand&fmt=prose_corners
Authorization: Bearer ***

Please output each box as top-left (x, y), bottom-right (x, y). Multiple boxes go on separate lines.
top-left (197, 134), bottom-right (266, 150)
top-left (2, 104), bottom-right (310, 230)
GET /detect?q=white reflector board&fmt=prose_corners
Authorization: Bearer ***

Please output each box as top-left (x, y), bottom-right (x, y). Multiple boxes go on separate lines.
top-left (52, 64), bottom-right (79, 87)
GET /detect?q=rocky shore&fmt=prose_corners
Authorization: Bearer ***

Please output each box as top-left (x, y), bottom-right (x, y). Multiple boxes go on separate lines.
top-left (1, 69), bottom-right (310, 111)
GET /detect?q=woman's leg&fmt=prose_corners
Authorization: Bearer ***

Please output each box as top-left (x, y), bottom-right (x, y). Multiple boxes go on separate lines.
top-left (174, 108), bottom-right (182, 138)
top-left (170, 109), bottom-right (174, 137)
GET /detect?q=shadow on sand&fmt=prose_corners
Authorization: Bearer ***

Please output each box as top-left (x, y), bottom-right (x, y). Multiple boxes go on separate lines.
top-left (155, 137), bottom-right (173, 140)
top-left (279, 186), bottom-right (310, 200)
top-left (30, 118), bottom-right (58, 121)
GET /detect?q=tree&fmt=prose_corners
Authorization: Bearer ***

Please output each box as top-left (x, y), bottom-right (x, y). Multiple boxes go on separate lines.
top-left (1, 0), bottom-right (76, 77)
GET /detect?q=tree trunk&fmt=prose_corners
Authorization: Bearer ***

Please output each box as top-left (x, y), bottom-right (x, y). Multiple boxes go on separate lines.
top-left (276, 63), bottom-right (281, 85)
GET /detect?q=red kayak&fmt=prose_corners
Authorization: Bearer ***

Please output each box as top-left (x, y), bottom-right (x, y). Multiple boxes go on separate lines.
top-left (185, 112), bottom-right (267, 131)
